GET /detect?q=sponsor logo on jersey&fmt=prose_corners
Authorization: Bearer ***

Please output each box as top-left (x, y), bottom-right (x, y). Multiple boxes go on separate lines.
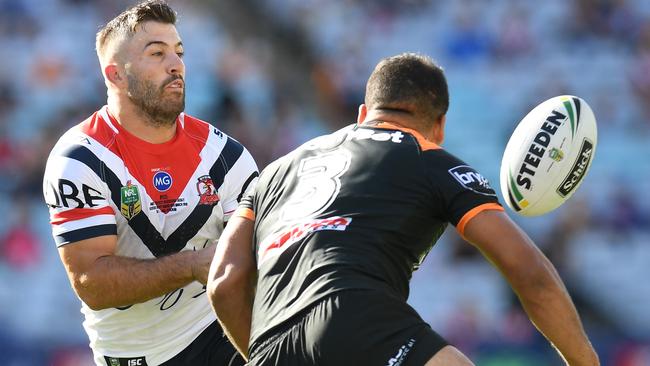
top-left (557, 139), bottom-right (593, 197)
top-left (153, 171), bottom-right (173, 192)
top-left (259, 216), bottom-right (352, 263)
top-left (103, 356), bottom-right (148, 366)
top-left (120, 181), bottom-right (142, 220)
top-left (346, 128), bottom-right (405, 143)
top-left (516, 110), bottom-right (566, 190)
top-left (386, 338), bottom-right (416, 366)
top-left (449, 165), bottom-right (496, 196)
top-left (196, 175), bottom-right (220, 205)
top-left (46, 179), bottom-right (105, 208)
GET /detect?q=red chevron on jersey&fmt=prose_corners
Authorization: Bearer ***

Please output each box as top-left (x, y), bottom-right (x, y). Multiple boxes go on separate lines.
top-left (78, 111), bottom-right (210, 214)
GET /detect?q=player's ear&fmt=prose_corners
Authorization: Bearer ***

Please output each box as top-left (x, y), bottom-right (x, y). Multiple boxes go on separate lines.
top-left (357, 104), bottom-right (367, 124)
top-left (104, 64), bottom-right (125, 87)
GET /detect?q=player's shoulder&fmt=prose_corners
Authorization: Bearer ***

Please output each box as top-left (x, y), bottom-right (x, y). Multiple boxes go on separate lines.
top-left (183, 113), bottom-right (248, 151)
top-left (425, 148), bottom-right (499, 198)
top-left (48, 109), bottom-right (109, 159)
top-left (422, 147), bottom-right (489, 182)
top-left (421, 146), bottom-right (466, 169)
top-left (294, 124), bottom-right (355, 152)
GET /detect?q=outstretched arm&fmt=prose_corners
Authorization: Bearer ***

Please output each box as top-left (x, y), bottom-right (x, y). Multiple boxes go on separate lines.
top-left (207, 215), bottom-right (256, 360)
top-left (58, 235), bottom-right (214, 310)
top-left (463, 210), bottom-right (599, 366)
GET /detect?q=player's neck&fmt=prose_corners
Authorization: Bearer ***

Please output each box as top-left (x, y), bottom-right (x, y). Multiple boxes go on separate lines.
top-left (107, 97), bottom-right (177, 144)
top-left (362, 110), bottom-right (440, 144)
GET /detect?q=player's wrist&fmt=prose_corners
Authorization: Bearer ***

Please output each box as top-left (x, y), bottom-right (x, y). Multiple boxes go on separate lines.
top-left (564, 347), bottom-right (599, 366)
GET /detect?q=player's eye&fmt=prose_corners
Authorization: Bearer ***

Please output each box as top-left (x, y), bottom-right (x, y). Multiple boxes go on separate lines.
top-left (176, 51), bottom-right (184, 58)
top-left (151, 51), bottom-right (163, 57)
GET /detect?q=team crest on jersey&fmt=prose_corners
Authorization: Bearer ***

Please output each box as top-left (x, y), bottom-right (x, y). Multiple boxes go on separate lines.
top-left (120, 181), bottom-right (142, 220)
top-left (196, 175), bottom-right (219, 205)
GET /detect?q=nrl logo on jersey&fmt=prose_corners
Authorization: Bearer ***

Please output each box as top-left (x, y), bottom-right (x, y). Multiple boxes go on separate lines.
top-left (196, 175), bottom-right (219, 205)
top-left (120, 181), bottom-right (142, 220)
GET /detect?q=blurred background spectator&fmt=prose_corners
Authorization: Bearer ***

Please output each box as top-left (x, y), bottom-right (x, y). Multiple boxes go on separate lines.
top-left (0, 0), bottom-right (648, 365)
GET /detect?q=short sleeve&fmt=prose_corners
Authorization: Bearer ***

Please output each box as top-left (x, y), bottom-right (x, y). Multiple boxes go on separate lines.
top-left (235, 192), bottom-right (256, 222)
top-left (218, 143), bottom-right (259, 222)
top-left (430, 151), bottom-right (503, 236)
top-left (43, 147), bottom-right (117, 246)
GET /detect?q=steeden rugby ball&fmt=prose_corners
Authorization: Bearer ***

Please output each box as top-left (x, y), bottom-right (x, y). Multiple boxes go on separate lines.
top-left (500, 95), bottom-right (597, 216)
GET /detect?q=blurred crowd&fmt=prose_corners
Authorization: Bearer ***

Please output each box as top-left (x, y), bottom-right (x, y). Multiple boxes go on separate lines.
top-left (0, 0), bottom-right (649, 365)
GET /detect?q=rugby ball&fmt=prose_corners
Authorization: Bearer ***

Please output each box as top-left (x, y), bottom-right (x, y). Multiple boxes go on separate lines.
top-left (500, 95), bottom-right (597, 216)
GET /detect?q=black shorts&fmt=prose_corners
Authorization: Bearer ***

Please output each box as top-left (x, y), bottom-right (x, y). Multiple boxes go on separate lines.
top-left (247, 290), bottom-right (448, 366)
top-left (161, 320), bottom-right (245, 366)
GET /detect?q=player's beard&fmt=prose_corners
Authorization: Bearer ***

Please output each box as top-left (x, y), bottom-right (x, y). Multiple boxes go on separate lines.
top-left (126, 72), bottom-right (185, 127)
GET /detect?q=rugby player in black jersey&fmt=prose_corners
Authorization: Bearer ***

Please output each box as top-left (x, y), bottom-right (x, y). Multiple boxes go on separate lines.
top-left (207, 53), bottom-right (599, 366)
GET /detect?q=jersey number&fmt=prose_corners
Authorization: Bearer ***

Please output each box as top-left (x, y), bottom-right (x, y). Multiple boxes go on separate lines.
top-left (281, 149), bottom-right (351, 221)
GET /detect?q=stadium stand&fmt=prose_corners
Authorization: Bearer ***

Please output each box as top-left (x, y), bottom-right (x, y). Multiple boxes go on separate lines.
top-left (0, 0), bottom-right (648, 364)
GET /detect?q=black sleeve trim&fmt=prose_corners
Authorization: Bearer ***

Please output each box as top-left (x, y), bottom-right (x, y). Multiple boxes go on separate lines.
top-left (55, 224), bottom-right (117, 246)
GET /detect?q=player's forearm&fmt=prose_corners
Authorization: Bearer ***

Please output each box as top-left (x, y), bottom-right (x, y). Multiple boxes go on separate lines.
top-left (207, 215), bottom-right (256, 358)
top-left (211, 280), bottom-right (254, 359)
top-left (75, 251), bottom-right (197, 310)
top-left (511, 258), bottom-right (599, 366)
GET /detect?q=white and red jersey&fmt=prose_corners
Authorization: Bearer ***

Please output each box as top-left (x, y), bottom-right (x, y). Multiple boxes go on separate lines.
top-left (42, 106), bottom-right (258, 366)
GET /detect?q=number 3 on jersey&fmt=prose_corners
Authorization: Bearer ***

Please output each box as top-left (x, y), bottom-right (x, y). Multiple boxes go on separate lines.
top-left (281, 148), bottom-right (351, 221)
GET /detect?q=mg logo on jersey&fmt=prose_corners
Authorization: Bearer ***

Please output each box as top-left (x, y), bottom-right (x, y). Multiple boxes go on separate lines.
top-left (449, 165), bottom-right (496, 196)
top-left (153, 171), bottom-right (173, 192)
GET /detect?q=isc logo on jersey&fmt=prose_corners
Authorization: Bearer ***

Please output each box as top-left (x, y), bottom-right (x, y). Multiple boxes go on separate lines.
top-left (153, 171), bottom-right (173, 192)
top-left (106, 357), bottom-right (147, 366)
top-left (449, 165), bottom-right (496, 196)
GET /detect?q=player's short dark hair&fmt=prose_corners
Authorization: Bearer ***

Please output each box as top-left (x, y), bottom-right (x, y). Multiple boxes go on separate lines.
top-left (96, 0), bottom-right (177, 60)
top-left (365, 53), bottom-right (449, 123)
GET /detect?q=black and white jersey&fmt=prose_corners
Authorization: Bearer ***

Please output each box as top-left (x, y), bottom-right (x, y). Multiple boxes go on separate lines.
top-left (238, 122), bottom-right (502, 345)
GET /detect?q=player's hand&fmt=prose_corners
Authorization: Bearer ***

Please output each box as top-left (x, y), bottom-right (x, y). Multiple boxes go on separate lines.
top-left (192, 245), bottom-right (216, 285)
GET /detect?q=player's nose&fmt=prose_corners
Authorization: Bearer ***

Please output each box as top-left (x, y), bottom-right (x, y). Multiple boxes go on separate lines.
top-left (168, 52), bottom-right (185, 76)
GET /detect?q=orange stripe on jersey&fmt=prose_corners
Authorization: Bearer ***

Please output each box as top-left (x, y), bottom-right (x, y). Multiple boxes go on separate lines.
top-left (51, 206), bottom-right (115, 225)
top-left (456, 203), bottom-right (504, 237)
top-left (372, 122), bottom-right (441, 151)
top-left (235, 207), bottom-right (255, 221)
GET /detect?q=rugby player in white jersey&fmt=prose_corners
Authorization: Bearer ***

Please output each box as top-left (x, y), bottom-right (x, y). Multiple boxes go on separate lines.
top-left (42, 1), bottom-right (257, 365)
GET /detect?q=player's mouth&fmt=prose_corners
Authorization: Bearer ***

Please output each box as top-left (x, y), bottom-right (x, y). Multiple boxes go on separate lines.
top-left (165, 79), bottom-right (184, 90)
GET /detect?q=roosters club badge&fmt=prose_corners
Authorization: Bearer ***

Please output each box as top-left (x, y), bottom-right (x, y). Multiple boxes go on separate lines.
top-left (196, 175), bottom-right (219, 205)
